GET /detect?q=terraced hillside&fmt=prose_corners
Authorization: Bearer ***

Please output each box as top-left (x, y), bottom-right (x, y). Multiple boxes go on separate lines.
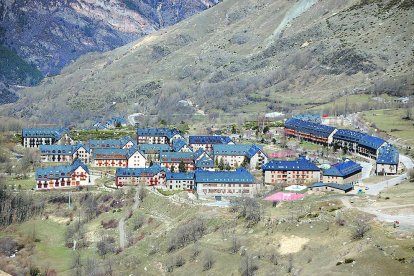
top-left (4, 0), bottom-right (413, 125)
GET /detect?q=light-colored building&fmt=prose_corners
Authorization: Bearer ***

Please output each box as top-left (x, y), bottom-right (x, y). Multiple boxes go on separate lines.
top-left (137, 128), bottom-right (182, 145)
top-left (22, 128), bottom-right (72, 148)
top-left (138, 144), bottom-right (171, 165)
top-left (376, 145), bottom-right (399, 175)
top-left (160, 152), bottom-right (195, 172)
top-left (39, 144), bottom-right (74, 163)
top-left (195, 168), bottom-right (260, 199)
top-left (322, 159), bottom-right (362, 185)
top-left (213, 144), bottom-right (268, 170)
top-left (116, 165), bottom-right (166, 187)
top-left (35, 160), bottom-right (90, 190)
top-left (189, 135), bottom-right (234, 152)
top-left (262, 157), bottom-right (321, 185)
top-left (92, 147), bottom-right (146, 168)
top-left (357, 135), bottom-right (386, 159)
top-left (165, 172), bottom-right (195, 190)
top-left (72, 144), bottom-right (91, 164)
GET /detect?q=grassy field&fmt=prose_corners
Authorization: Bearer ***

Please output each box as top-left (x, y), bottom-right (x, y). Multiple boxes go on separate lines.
top-left (1, 189), bottom-right (414, 275)
top-left (4, 175), bottom-right (36, 190)
top-left (361, 108), bottom-right (414, 147)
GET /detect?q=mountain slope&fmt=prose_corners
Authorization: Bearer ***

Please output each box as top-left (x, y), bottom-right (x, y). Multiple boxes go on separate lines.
top-left (5, 0), bottom-right (414, 125)
top-left (0, 0), bottom-right (219, 80)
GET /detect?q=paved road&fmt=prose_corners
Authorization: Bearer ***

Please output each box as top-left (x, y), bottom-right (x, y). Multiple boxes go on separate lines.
top-left (365, 154), bottom-right (413, 196)
top-left (119, 187), bottom-right (141, 248)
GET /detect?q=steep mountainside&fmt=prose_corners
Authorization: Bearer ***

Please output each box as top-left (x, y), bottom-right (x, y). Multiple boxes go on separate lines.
top-left (4, 0), bottom-right (414, 125)
top-left (0, 0), bottom-right (219, 83)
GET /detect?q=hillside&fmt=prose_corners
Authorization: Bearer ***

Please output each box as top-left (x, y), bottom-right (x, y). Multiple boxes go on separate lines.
top-left (3, 0), bottom-right (414, 125)
top-left (0, 0), bottom-right (219, 87)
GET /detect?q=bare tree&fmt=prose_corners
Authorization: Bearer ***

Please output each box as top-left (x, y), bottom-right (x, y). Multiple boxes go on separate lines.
top-left (202, 250), bottom-right (215, 271)
top-left (240, 252), bottom-right (258, 276)
top-left (353, 218), bottom-right (371, 239)
top-left (231, 235), bottom-right (241, 254)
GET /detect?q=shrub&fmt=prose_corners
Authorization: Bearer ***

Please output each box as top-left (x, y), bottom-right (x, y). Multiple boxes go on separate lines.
top-left (101, 219), bottom-right (118, 229)
top-left (353, 218), bottom-right (370, 239)
top-left (202, 251), bottom-right (215, 271)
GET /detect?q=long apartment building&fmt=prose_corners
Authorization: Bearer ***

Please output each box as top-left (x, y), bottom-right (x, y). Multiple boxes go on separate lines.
top-left (262, 157), bottom-right (321, 185)
top-left (137, 128), bottom-right (182, 145)
top-left (22, 127), bottom-right (72, 148)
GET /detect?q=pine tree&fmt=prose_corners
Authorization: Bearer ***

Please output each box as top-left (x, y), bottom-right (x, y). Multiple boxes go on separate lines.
top-left (170, 165), bottom-right (175, 172)
top-left (218, 158), bottom-right (225, 171)
top-left (178, 161), bottom-right (186, 173)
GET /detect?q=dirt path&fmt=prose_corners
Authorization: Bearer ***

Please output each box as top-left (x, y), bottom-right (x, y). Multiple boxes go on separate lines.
top-left (340, 197), bottom-right (414, 230)
top-left (119, 188), bottom-right (141, 248)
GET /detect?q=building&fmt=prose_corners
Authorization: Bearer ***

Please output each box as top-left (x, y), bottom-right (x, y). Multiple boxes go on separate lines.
top-left (284, 118), bottom-right (337, 145)
top-left (189, 135), bottom-right (234, 152)
top-left (376, 145), bottom-right (399, 175)
top-left (246, 144), bottom-right (269, 170)
top-left (88, 136), bottom-right (135, 155)
top-left (357, 135), bottom-right (386, 159)
top-left (309, 182), bottom-right (353, 194)
top-left (115, 165), bottom-right (166, 187)
top-left (72, 144), bottom-right (91, 164)
top-left (262, 157), bottom-right (321, 185)
top-left (193, 149), bottom-right (215, 171)
top-left (333, 129), bottom-right (367, 153)
top-left (137, 128), bottom-right (182, 144)
top-left (213, 144), bottom-right (268, 170)
top-left (92, 147), bottom-right (146, 168)
top-left (138, 144), bottom-right (171, 165)
top-left (172, 139), bottom-right (192, 152)
top-left (160, 152), bottom-right (195, 172)
top-left (165, 172), bottom-right (195, 190)
top-left (195, 168), bottom-right (260, 199)
top-left (22, 127), bottom-right (72, 148)
top-left (39, 145), bottom-right (74, 163)
top-left (35, 160), bottom-right (90, 190)
top-left (322, 160), bottom-right (362, 185)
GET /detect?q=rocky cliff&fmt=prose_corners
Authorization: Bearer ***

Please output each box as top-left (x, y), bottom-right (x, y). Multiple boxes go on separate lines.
top-left (0, 0), bottom-right (219, 82)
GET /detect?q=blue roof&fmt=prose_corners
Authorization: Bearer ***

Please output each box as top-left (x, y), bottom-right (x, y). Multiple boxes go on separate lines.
top-left (195, 155), bottom-right (214, 168)
top-left (195, 168), bottom-right (255, 184)
top-left (213, 144), bottom-right (252, 156)
top-left (88, 139), bottom-right (122, 149)
top-left (189, 135), bottom-right (234, 145)
top-left (262, 157), bottom-right (320, 171)
top-left (116, 165), bottom-right (165, 177)
top-left (172, 139), bottom-right (188, 152)
top-left (35, 159), bottom-right (89, 180)
top-left (323, 160), bottom-right (362, 177)
top-left (39, 144), bottom-right (74, 155)
top-left (73, 143), bottom-right (90, 152)
top-left (160, 152), bottom-right (194, 163)
top-left (137, 128), bottom-right (181, 139)
top-left (284, 118), bottom-right (336, 138)
top-left (166, 172), bottom-right (195, 180)
top-left (246, 144), bottom-right (267, 159)
top-left (193, 148), bottom-right (208, 160)
top-left (119, 136), bottom-right (136, 147)
top-left (139, 144), bottom-right (171, 153)
top-left (22, 127), bottom-right (69, 139)
top-left (310, 182), bottom-right (353, 192)
top-left (377, 145), bottom-right (399, 165)
top-left (358, 135), bottom-right (386, 150)
top-left (333, 129), bottom-right (367, 143)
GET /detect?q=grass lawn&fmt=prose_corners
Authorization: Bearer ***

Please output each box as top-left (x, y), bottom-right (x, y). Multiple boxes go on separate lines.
top-left (361, 108), bottom-right (414, 147)
top-left (157, 189), bottom-right (184, 196)
top-left (4, 176), bottom-right (36, 190)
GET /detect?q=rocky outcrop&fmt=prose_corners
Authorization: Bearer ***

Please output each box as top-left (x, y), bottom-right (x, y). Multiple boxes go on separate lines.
top-left (0, 0), bottom-right (219, 77)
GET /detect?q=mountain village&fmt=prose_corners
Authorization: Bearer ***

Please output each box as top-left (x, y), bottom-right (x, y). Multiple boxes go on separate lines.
top-left (23, 114), bottom-right (404, 203)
